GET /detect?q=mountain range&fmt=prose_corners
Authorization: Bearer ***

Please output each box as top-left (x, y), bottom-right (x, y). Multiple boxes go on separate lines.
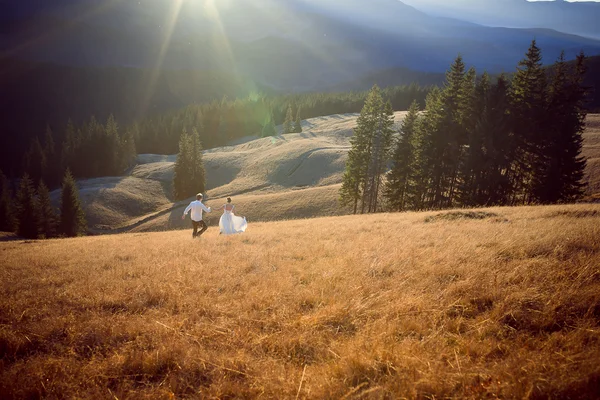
top-left (2, 0), bottom-right (600, 175)
top-left (401, 0), bottom-right (600, 40)
top-left (3, 0), bottom-right (600, 84)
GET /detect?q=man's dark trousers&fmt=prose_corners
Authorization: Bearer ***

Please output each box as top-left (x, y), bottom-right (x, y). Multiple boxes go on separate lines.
top-left (192, 220), bottom-right (208, 238)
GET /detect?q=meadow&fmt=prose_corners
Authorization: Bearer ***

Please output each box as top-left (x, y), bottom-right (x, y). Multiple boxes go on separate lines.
top-left (1, 204), bottom-right (600, 399)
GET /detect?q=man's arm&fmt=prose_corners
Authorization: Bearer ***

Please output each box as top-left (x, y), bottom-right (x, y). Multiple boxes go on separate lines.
top-left (201, 203), bottom-right (212, 213)
top-left (183, 203), bottom-right (192, 217)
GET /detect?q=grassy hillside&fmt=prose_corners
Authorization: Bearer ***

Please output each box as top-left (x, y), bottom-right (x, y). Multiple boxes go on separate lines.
top-left (63, 112), bottom-right (406, 233)
top-left (1, 204), bottom-right (599, 398)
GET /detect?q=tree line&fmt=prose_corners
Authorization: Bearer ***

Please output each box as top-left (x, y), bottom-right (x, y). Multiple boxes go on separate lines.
top-left (1, 114), bottom-right (133, 239)
top-left (10, 84), bottom-right (430, 189)
top-left (0, 169), bottom-right (86, 239)
top-left (20, 115), bottom-right (137, 189)
top-left (134, 84), bottom-right (430, 155)
top-left (341, 41), bottom-right (588, 213)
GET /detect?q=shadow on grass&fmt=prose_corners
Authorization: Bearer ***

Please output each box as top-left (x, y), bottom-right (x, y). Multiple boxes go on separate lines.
top-left (424, 211), bottom-right (504, 223)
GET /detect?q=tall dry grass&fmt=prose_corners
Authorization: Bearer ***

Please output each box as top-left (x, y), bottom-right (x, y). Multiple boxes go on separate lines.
top-left (1, 204), bottom-right (600, 399)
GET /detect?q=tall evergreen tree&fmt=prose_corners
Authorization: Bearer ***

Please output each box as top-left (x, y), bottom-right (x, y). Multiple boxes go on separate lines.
top-left (339, 146), bottom-right (364, 214)
top-left (479, 74), bottom-right (514, 205)
top-left (437, 57), bottom-right (471, 208)
top-left (61, 119), bottom-right (79, 175)
top-left (560, 52), bottom-right (589, 201)
top-left (458, 72), bottom-right (491, 206)
top-left (60, 169), bottom-right (86, 237)
top-left (340, 85), bottom-right (393, 214)
top-left (363, 100), bottom-right (395, 213)
top-left (15, 173), bottom-right (39, 239)
top-left (293, 107), bottom-right (303, 133)
top-left (43, 126), bottom-right (60, 188)
top-left (416, 56), bottom-right (470, 209)
top-left (283, 105), bottom-right (294, 134)
top-left (190, 128), bottom-right (207, 195)
top-left (173, 130), bottom-right (193, 200)
top-left (411, 87), bottom-right (443, 210)
top-left (510, 40), bottom-right (548, 204)
top-left (121, 126), bottom-right (137, 172)
top-left (385, 101), bottom-right (420, 211)
top-left (85, 116), bottom-right (104, 177)
top-left (535, 51), bottom-right (588, 202)
top-left (104, 114), bottom-right (120, 175)
top-left (0, 170), bottom-right (16, 232)
top-left (37, 181), bottom-right (58, 238)
top-left (24, 136), bottom-right (47, 187)
top-left (340, 89), bottom-right (380, 214)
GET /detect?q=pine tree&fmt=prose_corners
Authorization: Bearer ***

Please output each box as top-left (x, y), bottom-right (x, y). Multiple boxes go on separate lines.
top-left (410, 87), bottom-right (444, 210)
top-left (340, 89), bottom-right (379, 214)
top-left (61, 119), bottom-right (79, 175)
top-left (83, 116), bottom-right (104, 177)
top-left (364, 100), bottom-right (395, 213)
top-left (437, 57), bottom-right (471, 208)
top-left (15, 173), bottom-right (39, 239)
top-left (458, 72), bottom-right (490, 206)
top-left (283, 105), bottom-right (294, 134)
top-left (43, 126), bottom-right (60, 188)
top-left (480, 74), bottom-right (514, 205)
top-left (121, 126), bottom-right (137, 171)
top-left (385, 101), bottom-right (420, 211)
top-left (24, 136), bottom-right (47, 187)
top-left (536, 51), bottom-right (588, 203)
top-left (417, 55), bottom-right (470, 209)
top-left (190, 128), bottom-right (207, 195)
top-left (560, 52), bottom-right (589, 201)
top-left (37, 181), bottom-right (58, 239)
top-left (0, 170), bottom-right (16, 232)
top-left (339, 147), bottom-right (364, 214)
top-left (339, 85), bottom-right (393, 214)
top-left (173, 130), bottom-right (193, 200)
top-left (293, 107), bottom-right (303, 133)
top-left (60, 169), bottom-right (86, 237)
top-left (104, 114), bottom-right (120, 175)
top-left (510, 40), bottom-right (548, 204)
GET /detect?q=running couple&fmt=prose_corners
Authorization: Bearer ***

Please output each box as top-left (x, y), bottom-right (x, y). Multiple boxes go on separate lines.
top-left (182, 193), bottom-right (248, 238)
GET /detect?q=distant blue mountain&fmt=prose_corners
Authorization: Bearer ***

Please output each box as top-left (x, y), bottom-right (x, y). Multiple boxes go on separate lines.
top-left (402, 0), bottom-right (600, 39)
top-left (2, 0), bottom-right (600, 91)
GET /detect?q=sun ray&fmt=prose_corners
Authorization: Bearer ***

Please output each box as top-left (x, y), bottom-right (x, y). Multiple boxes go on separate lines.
top-left (138, 0), bottom-right (185, 118)
top-left (203, 0), bottom-right (238, 77)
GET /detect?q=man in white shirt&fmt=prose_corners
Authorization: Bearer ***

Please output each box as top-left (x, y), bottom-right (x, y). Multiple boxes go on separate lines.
top-left (182, 193), bottom-right (212, 238)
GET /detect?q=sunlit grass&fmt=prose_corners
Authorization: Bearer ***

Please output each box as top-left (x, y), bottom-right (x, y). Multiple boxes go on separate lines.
top-left (1, 204), bottom-right (599, 398)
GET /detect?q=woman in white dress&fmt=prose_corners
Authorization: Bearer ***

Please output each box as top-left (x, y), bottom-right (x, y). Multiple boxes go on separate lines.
top-left (219, 197), bottom-right (248, 235)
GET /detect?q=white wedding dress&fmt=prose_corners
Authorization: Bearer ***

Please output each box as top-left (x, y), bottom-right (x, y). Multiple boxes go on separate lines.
top-left (219, 205), bottom-right (248, 235)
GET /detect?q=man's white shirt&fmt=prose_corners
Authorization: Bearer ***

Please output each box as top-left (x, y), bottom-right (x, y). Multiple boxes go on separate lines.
top-left (184, 201), bottom-right (211, 222)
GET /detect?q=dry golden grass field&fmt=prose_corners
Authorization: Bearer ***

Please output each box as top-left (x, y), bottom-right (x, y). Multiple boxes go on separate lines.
top-left (1, 204), bottom-right (600, 399)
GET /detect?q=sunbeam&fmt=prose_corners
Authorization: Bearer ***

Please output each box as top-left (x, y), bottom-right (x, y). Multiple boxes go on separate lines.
top-left (138, 0), bottom-right (185, 118)
top-left (203, 0), bottom-right (238, 76)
